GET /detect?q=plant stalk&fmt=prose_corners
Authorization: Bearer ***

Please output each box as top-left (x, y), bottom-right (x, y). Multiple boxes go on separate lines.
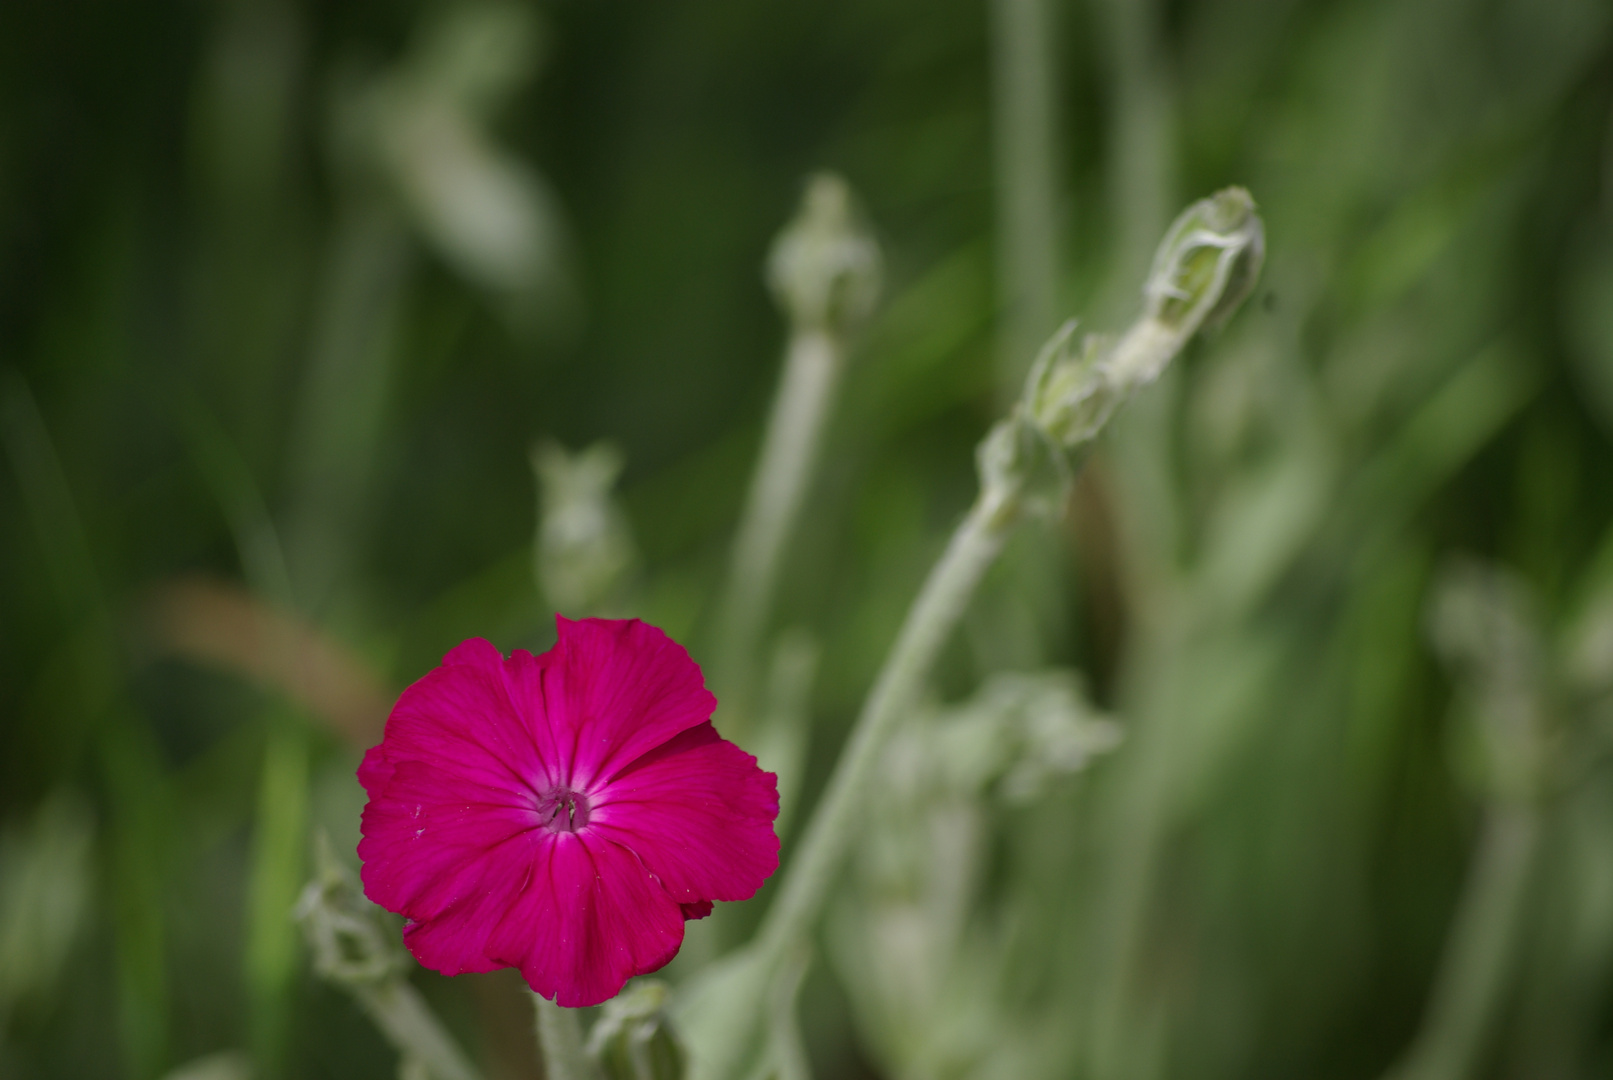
top-left (533, 992), bottom-right (602, 1080)
top-left (753, 491), bottom-right (1010, 964)
top-left (715, 328), bottom-right (844, 735)
top-left (352, 980), bottom-right (485, 1080)
top-left (1385, 804), bottom-right (1542, 1080)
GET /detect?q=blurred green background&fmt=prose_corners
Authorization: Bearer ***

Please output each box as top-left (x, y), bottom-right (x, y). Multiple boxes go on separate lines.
top-left (3, 0), bottom-right (1613, 1078)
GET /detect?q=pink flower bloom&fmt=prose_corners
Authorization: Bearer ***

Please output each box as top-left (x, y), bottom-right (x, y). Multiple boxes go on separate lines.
top-left (357, 617), bottom-right (780, 1007)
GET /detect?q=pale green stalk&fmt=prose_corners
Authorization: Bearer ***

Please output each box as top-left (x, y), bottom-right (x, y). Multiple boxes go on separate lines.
top-left (989, 0), bottom-right (1062, 401)
top-left (753, 486), bottom-right (1011, 967)
top-left (715, 327), bottom-right (844, 724)
top-left (680, 190), bottom-right (1264, 1080)
top-left (533, 993), bottom-right (603, 1080)
top-left (178, 395), bottom-right (309, 1079)
top-left (1386, 807), bottom-right (1541, 1080)
top-left (352, 982), bottom-right (484, 1080)
top-left (714, 174), bottom-right (880, 739)
top-left (1383, 561), bottom-right (1550, 1080)
top-left (764, 948), bottom-right (813, 1080)
top-left (1095, 0), bottom-right (1175, 316)
top-left (244, 718), bottom-right (308, 1078)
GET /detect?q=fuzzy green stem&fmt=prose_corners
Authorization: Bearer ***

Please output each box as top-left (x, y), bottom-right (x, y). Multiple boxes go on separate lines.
top-left (533, 993), bottom-right (602, 1080)
top-left (766, 947), bottom-right (813, 1080)
top-left (754, 489), bottom-right (1011, 963)
top-left (351, 980), bottom-right (484, 1080)
top-left (715, 328), bottom-right (844, 735)
top-left (1385, 805), bottom-right (1541, 1080)
top-left (685, 494), bottom-right (1010, 1080)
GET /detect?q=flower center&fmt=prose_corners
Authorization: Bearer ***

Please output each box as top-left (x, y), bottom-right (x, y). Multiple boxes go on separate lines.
top-left (536, 788), bottom-right (592, 833)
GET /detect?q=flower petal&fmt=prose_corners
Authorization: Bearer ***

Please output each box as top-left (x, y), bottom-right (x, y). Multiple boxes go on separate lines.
top-left (358, 758), bottom-right (538, 927)
top-left (442, 636), bottom-right (506, 672)
top-left (486, 831), bottom-right (686, 1007)
top-left (591, 726), bottom-right (779, 904)
top-left (367, 642), bottom-right (549, 800)
top-left (541, 617), bottom-right (717, 789)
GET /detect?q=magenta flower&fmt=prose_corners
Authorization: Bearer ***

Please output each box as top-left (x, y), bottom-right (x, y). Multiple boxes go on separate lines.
top-left (357, 617), bottom-right (780, 1007)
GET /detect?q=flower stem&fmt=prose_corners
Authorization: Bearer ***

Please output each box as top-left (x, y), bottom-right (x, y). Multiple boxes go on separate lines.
top-left (351, 980), bottom-right (484, 1080)
top-left (533, 993), bottom-right (602, 1080)
top-left (715, 328), bottom-right (844, 736)
top-left (683, 493), bottom-right (1010, 1080)
top-left (753, 490), bottom-right (1009, 963)
top-left (1384, 805), bottom-right (1541, 1080)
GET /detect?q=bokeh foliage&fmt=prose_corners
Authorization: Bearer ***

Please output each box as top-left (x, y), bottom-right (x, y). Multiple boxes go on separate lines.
top-left (1, 0), bottom-right (1612, 1078)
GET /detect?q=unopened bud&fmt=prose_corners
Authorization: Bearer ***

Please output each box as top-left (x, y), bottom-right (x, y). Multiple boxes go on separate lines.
top-left (1022, 320), bottom-right (1116, 450)
top-left (586, 981), bottom-right (686, 1080)
top-left (1144, 187), bottom-right (1265, 338)
top-left (767, 173), bottom-right (883, 336)
top-left (293, 831), bottom-right (407, 988)
top-left (532, 440), bottom-right (637, 615)
top-left (978, 189), bottom-right (1265, 516)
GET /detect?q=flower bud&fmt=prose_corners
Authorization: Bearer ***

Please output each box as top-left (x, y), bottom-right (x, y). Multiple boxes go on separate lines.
top-left (532, 440), bottom-right (637, 615)
top-left (586, 980), bottom-right (687, 1080)
top-left (293, 831), bottom-right (407, 988)
top-left (978, 189), bottom-right (1265, 516)
top-left (1022, 320), bottom-right (1117, 450)
top-left (1143, 186), bottom-right (1266, 343)
top-left (766, 173), bottom-right (883, 336)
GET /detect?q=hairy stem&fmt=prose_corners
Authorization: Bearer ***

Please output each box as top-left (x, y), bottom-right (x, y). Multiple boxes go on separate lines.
top-left (352, 980), bottom-right (485, 1080)
top-left (715, 329), bottom-right (843, 737)
top-left (1385, 805), bottom-right (1541, 1080)
top-left (754, 490), bottom-right (1009, 962)
top-left (533, 992), bottom-right (602, 1080)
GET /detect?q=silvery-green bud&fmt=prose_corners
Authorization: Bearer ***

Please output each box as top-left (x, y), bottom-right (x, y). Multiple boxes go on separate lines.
top-left (533, 440), bottom-right (637, 616)
top-left (586, 981), bottom-right (686, 1080)
top-left (766, 173), bottom-right (883, 336)
top-left (1021, 320), bottom-right (1116, 450)
top-left (979, 189), bottom-right (1265, 515)
top-left (1145, 186), bottom-right (1265, 335)
top-left (293, 831), bottom-right (408, 988)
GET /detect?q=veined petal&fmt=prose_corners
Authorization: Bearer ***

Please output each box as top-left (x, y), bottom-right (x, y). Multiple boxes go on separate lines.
top-left (591, 727), bottom-right (779, 903)
top-left (541, 617), bottom-right (717, 789)
top-left (370, 645), bottom-right (548, 799)
top-left (487, 831), bottom-right (686, 1007)
top-left (398, 829), bottom-right (549, 977)
top-left (358, 758), bottom-right (538, 920)
top-left (495, 646), bottom-right (566, 789)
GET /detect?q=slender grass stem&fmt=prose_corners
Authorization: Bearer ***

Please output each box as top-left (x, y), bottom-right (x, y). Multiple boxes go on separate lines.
top-left (989, 0), bottom-right (1062, 401)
